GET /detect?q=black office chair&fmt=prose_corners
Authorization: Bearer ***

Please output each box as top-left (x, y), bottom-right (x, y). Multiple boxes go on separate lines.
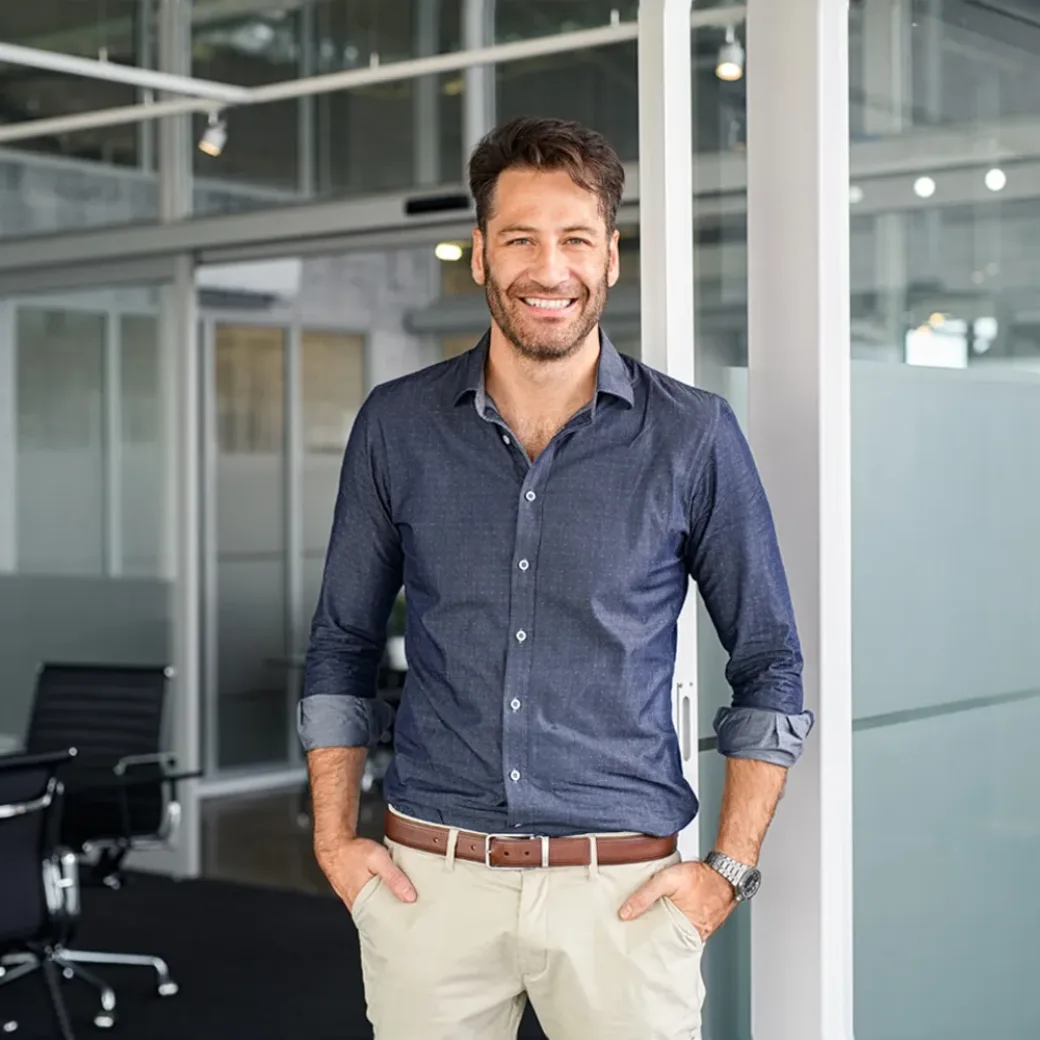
top-left (13, 663), bottom-right (191, 1014)
top-left (0, 749), bottom-right (84, 1039)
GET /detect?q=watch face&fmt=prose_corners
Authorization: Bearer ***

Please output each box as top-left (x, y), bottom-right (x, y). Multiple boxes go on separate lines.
top-left (740, 867), bottom-right (763, 900)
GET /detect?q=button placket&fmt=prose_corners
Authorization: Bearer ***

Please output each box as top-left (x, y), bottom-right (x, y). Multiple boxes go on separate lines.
top-left (500, 450), bottom-right (555, 827)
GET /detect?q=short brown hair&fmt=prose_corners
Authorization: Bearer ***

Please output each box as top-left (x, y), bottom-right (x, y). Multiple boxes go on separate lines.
top-left (468, 116), bottom-right (626, 233)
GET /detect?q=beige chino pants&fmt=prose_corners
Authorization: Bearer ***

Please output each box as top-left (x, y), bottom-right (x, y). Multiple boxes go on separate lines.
top-left (350, 829), bottom-right (706, 1039)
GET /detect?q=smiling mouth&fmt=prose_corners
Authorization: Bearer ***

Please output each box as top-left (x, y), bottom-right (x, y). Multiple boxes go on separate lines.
top-left (520, 297), bottom-right (577, 313)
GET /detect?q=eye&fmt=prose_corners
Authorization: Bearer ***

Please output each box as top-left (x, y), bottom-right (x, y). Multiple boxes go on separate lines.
top-left (565, 237), bottom-right (592, 247)
top-left (506, 237), bottom-right (532, 246)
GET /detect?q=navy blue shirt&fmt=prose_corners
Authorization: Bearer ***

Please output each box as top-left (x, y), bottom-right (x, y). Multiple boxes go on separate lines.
top-left (300, 333), bottom-right (813, 837)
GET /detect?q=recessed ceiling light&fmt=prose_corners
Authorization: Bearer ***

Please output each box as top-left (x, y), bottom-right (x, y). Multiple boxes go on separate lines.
top-left (913, 176), bottom-right (936, 199)
top-left (434, 243), bottom-right (464, 262)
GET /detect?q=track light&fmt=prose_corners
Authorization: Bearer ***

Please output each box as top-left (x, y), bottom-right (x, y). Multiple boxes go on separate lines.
top-left (716, 26), bottom-right (744, 82)
top-left (198, 112), bottom-right (227, 158)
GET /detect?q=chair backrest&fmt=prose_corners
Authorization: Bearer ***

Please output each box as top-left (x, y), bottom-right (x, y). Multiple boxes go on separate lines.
top-left (0, 750), bottom-right (74, 950)
top-left (26, 664), bottom-right (171, 844)
top-left (26, 664), bottom-right (168, 764)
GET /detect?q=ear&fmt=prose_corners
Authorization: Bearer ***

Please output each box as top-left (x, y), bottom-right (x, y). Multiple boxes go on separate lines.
top-left (471, 228), bottom-right (486, 286)
top-left (607, 228), bottom-right (621, 288)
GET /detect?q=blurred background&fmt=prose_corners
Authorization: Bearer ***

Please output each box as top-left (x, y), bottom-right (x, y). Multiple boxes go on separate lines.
top-left (0, 1), bottom-right (1038, 1038)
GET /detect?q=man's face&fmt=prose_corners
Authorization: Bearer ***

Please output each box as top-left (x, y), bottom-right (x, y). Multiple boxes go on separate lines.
top-left (472, 167), bottom-right (620, 363)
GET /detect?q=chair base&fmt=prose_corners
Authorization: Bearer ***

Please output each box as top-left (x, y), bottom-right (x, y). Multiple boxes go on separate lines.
top-left (0, 949), bottom-right (79, 1040)
top-left (1, 944), bottom-right (178, 1034)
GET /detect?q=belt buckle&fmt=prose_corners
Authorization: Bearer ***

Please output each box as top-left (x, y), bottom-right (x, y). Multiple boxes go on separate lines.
top-left (484, 833), bottom-right (549, 869)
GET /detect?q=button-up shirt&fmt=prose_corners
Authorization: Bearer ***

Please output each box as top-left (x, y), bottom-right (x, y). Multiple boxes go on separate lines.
top-left (299, 332), bottom-right (813, 838)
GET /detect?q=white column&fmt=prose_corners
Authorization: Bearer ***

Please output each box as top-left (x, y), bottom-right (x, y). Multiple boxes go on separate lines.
top-left (158, 0), bottom-right (193, 223)
top-left (414, 0), bottom-right (443, 186)
top-left (159, 255), bottom-right (202, 878)
top-left (462, 0), bottom-right (496, 164)
top-left (0, 302), bottom-right (17, 572)
top-left (745, 1), bottom-right (854, 1038)
top-left (637, 0), bottom-right (699, 861)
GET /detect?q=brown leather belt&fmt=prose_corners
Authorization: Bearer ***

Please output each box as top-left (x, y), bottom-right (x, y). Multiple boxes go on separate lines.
top-left (384, 811), bottom-right (677, 869)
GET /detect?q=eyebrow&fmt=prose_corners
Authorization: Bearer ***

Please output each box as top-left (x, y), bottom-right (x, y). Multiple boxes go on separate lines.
top-left (496, 224), bottom-right (600, 237)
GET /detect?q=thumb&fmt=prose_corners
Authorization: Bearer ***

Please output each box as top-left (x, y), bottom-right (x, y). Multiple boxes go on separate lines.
top-left (619, 868), bottom-right (675, 922)
top-left (370, 847), bottom-right (417, 903)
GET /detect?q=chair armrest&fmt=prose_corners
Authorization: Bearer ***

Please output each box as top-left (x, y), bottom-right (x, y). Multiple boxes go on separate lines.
top-left (66, 756), bottom-right (201, 850)
top-left (0, 777), bottom-right (60, 819)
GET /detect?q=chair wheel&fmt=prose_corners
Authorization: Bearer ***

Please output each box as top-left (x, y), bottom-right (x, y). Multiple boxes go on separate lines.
top-left (94, 1013), bottom-right (116, 1029)
top-left (158, 981), bottom-right (178, 997)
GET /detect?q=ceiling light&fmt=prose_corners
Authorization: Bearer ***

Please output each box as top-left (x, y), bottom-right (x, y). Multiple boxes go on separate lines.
top-left (716, 27), bottom-right (744, 82)
top-left (435, 242), bottom-right (464, 262)
top-left (198, 112), bottom-right (227, 158)
top-left (913, 175), bottom-right (936, 199)
top-left (985, 167), bottom-right (1007, 192)
top-left (849, 185), bottom-right (864, 204)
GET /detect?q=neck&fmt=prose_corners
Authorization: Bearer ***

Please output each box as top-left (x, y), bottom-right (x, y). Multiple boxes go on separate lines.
top-left (485, 325), bottom-right (601, 422)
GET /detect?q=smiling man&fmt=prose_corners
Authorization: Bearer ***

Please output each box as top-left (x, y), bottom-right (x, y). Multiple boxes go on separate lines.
top-left (301, 116), bottom-right (813, 1039)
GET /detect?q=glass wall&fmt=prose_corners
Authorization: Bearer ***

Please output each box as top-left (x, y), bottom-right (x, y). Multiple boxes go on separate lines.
top-left (851, 2), bottom-right (1040, 1038)
top-left (0, 1), bottom-right (160, 235)
top-left (192, 0), bottom-right (465, 214)
top-left (0, 279), bottom-right (173, 756)
top-left (199, 245), bottom-right (439, 775)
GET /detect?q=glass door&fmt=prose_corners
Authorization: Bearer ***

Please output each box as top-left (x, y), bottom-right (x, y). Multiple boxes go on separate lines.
top-left (208, 319), bottom-right (289, 771)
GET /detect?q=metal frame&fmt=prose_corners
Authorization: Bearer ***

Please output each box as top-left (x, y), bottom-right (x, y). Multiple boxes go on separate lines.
top-left (745, 1), bottom-right (854, 1038)
top-left (638, 0), bottom-right (699, 864)
top-left (198, 297), bottom-right (369, 782)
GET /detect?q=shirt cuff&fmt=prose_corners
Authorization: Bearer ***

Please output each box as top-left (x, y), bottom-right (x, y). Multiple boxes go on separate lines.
top-left (713, 705), bottom-right (814, 767)
top-left (297, 694), bottom-right (395, 751)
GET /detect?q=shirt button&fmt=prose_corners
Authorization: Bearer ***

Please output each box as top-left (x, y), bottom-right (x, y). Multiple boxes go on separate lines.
top-left (518, 559), bottom-right (529, 571)
top-left (516, 630), bottom-right (527, 643)
top-left (525, 490), bottom-right (537, 502)
top-left (510, 769), bottom-right (521, 782)
top-left (502, 435), bottom-right (510, 445)
top-left (510, 698), bottom-right (521, 711)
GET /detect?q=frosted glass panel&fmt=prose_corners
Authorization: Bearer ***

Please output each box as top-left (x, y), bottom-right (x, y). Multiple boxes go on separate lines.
top-left (214, 323), bottom-right (289, 769)
top-left (16, 307), bottom-right (105, 575)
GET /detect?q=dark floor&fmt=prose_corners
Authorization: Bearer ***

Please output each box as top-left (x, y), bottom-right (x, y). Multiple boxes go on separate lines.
top-left (200, 784), bottom-right (387, 896)
top-left (3, 787), bottom-right (548, 1039)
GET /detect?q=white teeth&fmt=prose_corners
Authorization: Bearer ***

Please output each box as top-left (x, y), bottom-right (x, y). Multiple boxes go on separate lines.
top-left (523, 298), bottom-right (573, 310)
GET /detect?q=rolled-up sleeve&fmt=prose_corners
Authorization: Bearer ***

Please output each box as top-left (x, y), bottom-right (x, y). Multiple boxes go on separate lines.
top-left (685, 398), bottom-right (814, 767)
top-left (299, 392), bottom-right (402, 751)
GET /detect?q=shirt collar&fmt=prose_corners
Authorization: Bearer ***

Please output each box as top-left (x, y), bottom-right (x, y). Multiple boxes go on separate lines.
top-left (450, 328), bottom-right (635, 412)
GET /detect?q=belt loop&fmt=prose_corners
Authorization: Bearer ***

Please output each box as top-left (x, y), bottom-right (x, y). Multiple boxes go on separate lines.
top-left (445, 827), bottom-right (460, 871)
top-left (587, 835), bottom-right (599, 879)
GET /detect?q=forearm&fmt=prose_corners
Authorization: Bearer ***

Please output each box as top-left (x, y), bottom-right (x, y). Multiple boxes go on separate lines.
top-left (307, 747), bottom-right (368, 855)
top-left (713, 756), bottom-right (788, 865)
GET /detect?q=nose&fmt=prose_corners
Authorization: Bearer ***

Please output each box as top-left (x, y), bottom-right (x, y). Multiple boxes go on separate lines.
top-left (528, 241), bottom-right (571, 290)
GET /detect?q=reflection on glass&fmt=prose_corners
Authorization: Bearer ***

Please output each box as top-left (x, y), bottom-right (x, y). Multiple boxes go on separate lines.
top-left (301, 329), bottom-right (366, 648)
top-left (214, 323), bottom-right (289, 769)
top-left (0, 0), bottom-right (147, 167)
top-left (496, 44), bottom-right (639, 162)
top-left (850, 3), bottom-right (1040, 1038)
top-left (192, 5), bottom-right (302, 193)
top-left (16, 307), bottom-right (106, 575)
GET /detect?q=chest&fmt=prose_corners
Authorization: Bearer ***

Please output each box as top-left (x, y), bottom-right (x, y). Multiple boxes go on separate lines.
top-left (393, 428), bottom-right (691, 600)
top-left (510, 416), bottom-right (564, 461)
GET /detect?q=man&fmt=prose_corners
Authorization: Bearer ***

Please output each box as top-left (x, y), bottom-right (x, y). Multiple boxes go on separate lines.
top-left (300, 116), bottom-right (812, 1039)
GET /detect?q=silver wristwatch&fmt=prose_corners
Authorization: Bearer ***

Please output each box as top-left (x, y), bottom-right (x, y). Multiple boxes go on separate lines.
top-left (703, 850), bottom-right (762, 902)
